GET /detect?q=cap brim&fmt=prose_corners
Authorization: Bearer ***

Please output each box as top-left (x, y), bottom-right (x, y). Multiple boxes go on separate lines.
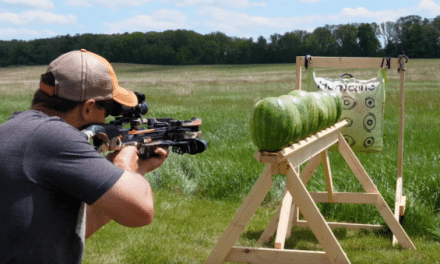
top-left (113, 85), bottom-right (138, 107)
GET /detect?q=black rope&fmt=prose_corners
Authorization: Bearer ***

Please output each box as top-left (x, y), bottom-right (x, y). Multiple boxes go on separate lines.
top-left (381, 57), bottom-right (391, 69)
top-left (305, 55), bottom-right (312, 70)
top-left (396, 45), bottom-right (409, 73)
top-left (398, 54), bottom-right (409, 73)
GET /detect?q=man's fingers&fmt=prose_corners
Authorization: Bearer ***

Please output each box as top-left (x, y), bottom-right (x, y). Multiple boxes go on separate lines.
top-left (154, 147), bottom-right (170, 158)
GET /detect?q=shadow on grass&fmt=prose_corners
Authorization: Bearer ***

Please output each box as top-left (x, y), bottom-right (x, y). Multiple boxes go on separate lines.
top-left (242, 225), bottom-right (395, 250)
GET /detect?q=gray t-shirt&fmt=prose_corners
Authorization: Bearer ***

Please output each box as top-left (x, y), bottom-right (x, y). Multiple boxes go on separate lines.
top-left (0, 110), bottom-right (124, 264)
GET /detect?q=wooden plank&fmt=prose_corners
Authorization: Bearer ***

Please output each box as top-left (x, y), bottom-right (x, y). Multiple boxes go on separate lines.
top-left (397, 69), bottom-right (406, 181)
top-left (394, 67), bottom-right (406, 246)
top-left (281, 125), bottom-right (343, 168)
top-left (309, 192), bottom-right (379, 204)
top-left (204, 165), bottom-right (274, 264)
top-left (255, 120), bottom-right (348, 164)
top-left (321, 150), bottom-right (334, 203)
top-left (257, 200), bottom-right (282, 244)
top-left (286, 165), bottom-right (301, 239)
top-left (393, 176), bottom-right (404, 245)
top-left (296, 58), bottom-right (303, 90)
top-left (274, 183), bottom-right (293, 249)
top-left (254, 151), bottom-right (278, 164)
top-left (295, 56), bottom-right (401, 69)
top-left (271, 160), bottom-right (289, 175)
top-left (338, 133), bottom-right (379, 194)
top-left (258, 155), bottom-right (322, 244)
top-left (225, 246), bottom-right (330, 264)
top-left (374, 195), bottom-right (416, 250)
top-left (400, 196), bottom-right (407, 216)
top-left (285, 162), bottom-right (351, 264)
top-left (300, 153), bottom-right (323, 184)
top-left (295, 220), bottom-right (385, 231)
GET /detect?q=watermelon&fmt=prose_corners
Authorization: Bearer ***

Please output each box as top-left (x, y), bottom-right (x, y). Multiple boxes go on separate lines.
top-left (310, 92), bottom-right (329, 132)
top-left (327, 90), bottom-right (343, 123)
top-left (288, 90), bottom-right (319, 136)
top-left (318, 90), bottom-right (337, 127)
top-left (279, 95), bottom-right (309, 140)
top-left (279, 95), bottom-right (306, 141)
top-left (250, 97), bottom-right (301, 152)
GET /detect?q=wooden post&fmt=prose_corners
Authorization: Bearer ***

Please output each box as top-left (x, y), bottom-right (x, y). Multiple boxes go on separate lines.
top-left (295, 56), bottom-right (303, 90)
top-left (285, 162), bottom-right (351, 264)
top-left (393, 60), bottom-right (407, 245)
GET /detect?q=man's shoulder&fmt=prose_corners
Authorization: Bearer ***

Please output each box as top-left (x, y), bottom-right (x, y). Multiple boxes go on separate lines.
top-left (10, 110), bottom-right (86, 148)
top-left (8, 110), bottom-right (66, 129)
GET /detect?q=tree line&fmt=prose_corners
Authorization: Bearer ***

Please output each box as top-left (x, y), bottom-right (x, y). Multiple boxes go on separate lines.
top-left (0, 15), bottom-right (438, 67)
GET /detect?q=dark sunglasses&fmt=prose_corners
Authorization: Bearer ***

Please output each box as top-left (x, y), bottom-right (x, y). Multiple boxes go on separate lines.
top-left (95, 100), bottom-right (115, 117)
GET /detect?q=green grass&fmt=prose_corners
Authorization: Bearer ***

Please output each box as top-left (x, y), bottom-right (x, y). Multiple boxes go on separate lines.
top-left (1, 60), bottom-right (440, 263)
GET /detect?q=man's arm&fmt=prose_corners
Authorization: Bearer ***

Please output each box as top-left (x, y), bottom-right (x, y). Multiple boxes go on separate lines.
top-left (86, 146), bottom-right (168, 238)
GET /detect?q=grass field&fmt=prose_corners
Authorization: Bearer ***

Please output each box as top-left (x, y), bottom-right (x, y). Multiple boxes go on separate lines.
top-left (1, 60), bottom-right (440, 263)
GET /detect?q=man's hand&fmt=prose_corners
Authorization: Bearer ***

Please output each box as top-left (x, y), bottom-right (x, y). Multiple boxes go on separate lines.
top-left (107, 146), bottom-right (169, 175)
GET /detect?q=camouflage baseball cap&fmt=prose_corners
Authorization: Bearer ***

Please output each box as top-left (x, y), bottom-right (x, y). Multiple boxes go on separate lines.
top-left (40, 49), bottom-right (137, 107)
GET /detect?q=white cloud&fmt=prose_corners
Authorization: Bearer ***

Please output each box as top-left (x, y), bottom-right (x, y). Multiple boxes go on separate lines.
top-left (415, 0), bottom-right (440, 16)
top-left (299, 0), bottom-right (323, 3)
top-left (164, 0), bottom-right (267, 8)
top-left (66, 0), bottom-right (266, 8)
top-left (0, 27), bottom-right (56, 39)
top-left (197, 6), bottom-right (324, 36)
top-left (327, 0), bottom-right (440, 25)
top-left (103, 9), bottom-right (189, 33)
top-left (1, 0), bottom-right (55, 10)
top-left (0, 12), bottom-right (26, 25)
top-left (65, 0), bottom-right (151, 8)
top-left (329, 6), bottom-right (411, 24)
top-left (0, 10), bottom-right (77, 25)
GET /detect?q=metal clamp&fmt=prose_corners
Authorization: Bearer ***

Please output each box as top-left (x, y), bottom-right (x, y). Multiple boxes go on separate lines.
top-left (305, 55), bottom-right (312, 69)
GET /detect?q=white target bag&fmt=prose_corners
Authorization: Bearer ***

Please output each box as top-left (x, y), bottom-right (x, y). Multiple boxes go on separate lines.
top-left (306, 67), bottom-right (387, 153)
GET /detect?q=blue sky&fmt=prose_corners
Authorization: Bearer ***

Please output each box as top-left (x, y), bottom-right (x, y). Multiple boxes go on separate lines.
top-left (1, 0), bottom-right (440, 41)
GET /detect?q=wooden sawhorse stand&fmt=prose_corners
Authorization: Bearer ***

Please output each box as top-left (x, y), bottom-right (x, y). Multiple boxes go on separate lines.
top-left (205, 121), bottom-right (415, 264)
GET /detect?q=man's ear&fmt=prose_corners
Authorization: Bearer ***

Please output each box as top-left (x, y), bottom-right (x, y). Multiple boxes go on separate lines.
top-left (81, 99), bottom-right (96, 121)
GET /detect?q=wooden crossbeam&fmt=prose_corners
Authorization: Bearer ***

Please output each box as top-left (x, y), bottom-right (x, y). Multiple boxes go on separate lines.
top-left (296, 56), bottom-right (401, 70)
top-left (225, 247), bottom-right (330, 264)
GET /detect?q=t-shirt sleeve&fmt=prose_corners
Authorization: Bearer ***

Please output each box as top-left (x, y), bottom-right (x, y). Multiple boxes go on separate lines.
top-left (23, 119), bottom-right (124, 205)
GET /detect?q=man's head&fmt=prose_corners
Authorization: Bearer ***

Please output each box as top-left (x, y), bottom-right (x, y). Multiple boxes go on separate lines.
top-left (32, 49), bottom-right (138, 129)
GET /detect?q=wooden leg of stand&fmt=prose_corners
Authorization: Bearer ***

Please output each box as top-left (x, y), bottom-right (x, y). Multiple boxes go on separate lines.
top-left (274, 188), bottom-right (292, 249)
top-left (337, 133), bottom-right (379, 194)
top-left (393, 176), bottom-right (404, 246)
top-left (258, 201), bottom-right (282, 244)
top-left (285, 161), bottom-right (351, 264)
top-left (321, 150), bottom-right (334, 203)
top-left (258, 154), bottom-right (322, 244)
top-left (375, 195), bottom-right (416, 250)
top-left (204, 165), bottom-right (274, 264)
top-left (287, 154), bottom-right (323, 239)
top-left (338, 133), bottom-right (415, 250)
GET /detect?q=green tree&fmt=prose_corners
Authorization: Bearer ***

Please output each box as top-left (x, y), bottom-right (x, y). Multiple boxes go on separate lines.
top-left (394, 15), bottom-right (424, 57)
top-left (277, 31), bottom-right (304, 63)
top-left (334, 24), bottom-right (359, 56)
top-left (357, 23), bottom-right (381, 56)
top-left (252, 36), bottom-right (268, 63)
top-left (312, 27), bottom-right (338, 56)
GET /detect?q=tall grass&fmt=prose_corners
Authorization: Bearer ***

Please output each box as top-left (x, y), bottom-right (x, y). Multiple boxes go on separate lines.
top-left (1, 61), bottom-right (440, 242)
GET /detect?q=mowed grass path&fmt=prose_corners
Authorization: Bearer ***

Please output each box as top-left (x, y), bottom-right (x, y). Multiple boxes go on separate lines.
top-left (1, 60), bottom-right (440, 263)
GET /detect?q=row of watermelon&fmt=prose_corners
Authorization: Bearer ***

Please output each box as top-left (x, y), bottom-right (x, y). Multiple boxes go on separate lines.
top-left (250, 90), bottom-right (343, 152)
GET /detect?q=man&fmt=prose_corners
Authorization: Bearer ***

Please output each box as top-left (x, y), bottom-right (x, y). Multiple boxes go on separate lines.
top-left (0, 49), bottom-right (169, 263)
